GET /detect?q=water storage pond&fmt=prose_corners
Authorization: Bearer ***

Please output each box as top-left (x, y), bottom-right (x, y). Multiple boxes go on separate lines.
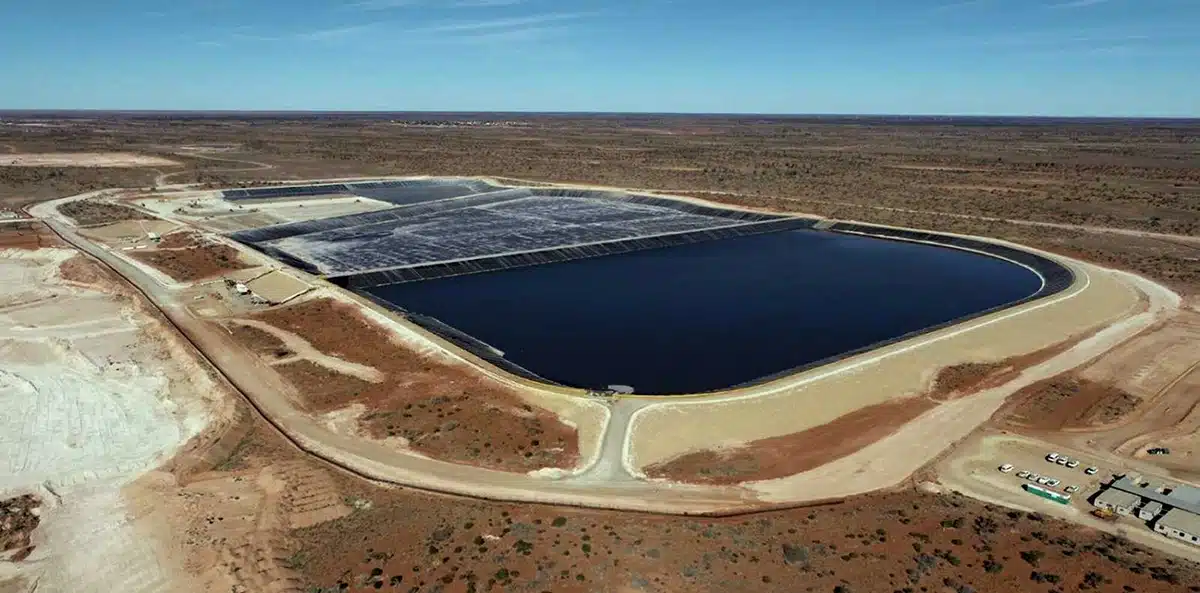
top-left (364, 229), bottom-right (1045, 395)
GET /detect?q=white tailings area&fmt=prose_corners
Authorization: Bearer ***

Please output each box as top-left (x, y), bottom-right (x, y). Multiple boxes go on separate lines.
top-left (0, 247), bottom-right (214, 593)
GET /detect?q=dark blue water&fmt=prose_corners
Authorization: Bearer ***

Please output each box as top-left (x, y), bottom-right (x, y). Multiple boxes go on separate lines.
top-left (365, 230), bottom-right (1042, 394)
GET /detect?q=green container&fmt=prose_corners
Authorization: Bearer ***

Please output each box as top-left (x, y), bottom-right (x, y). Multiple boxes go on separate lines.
top-left (1023, 483), bottom-right (1071, 505)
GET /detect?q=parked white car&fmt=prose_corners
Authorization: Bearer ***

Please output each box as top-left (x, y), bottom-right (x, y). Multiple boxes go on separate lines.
top-left (1066, 460), bottom-right (1080, 469)
top-left (1085, 467), bottom-right (1099, 475)
top-left (1047, 478), bottom-right (1061, 487)
top-left (1046, 452), bottom-right (1060, 462)
top-left (1065, 485), bottom-right (1080, 493)
top-left (1037, 477), bottom-right (1051, 485)
top-left (1017, 470), bottom-right (1031, 479)
top-left (1029, 473), bottom-right (1041, 481)
top-left (1056, 457), bottom-right (1069, 465)
top-left (999, 464), bottom-right (1015, 473)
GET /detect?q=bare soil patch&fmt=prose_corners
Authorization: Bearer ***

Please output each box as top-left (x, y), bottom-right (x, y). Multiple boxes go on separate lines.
top-left (294, 481), bottom-right (1200, 593)
top-left (0, 221), bottom-right (61, 250)
top-left (646, 397), bottom-right (937, 485)
top-left (1002, 375), bottom-right (1142, 430)
top-left (58, 200), bottom-right (155, 226)
top-left (1, 152), bottom-right (178, 167)
top-left (241, 298), bottom-right (579, 472)
top-left (130, 241), bottom-right (250, 282)
top-left (57, 253), bottom-right (121, 286)
top-left (0, 494), bottom-right (41, 562)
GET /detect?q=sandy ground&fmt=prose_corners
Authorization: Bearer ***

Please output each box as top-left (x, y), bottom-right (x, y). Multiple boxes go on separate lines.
top-left (997, 309), bottom-right (1200, 483)
top-left (626, 257), bottom-right (1150, 472)
top-left (134, 192), bottom-right (394, 232)
top-left (0, 248), bottom-right (225, 592)
top-left (1, 152), bottom-right (179, 168)
top-left (740, 266), bottom-right (1176, 504)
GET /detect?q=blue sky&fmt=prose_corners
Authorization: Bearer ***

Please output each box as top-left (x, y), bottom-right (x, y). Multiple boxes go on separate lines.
top-left (2, 0), bottom-right (1198, 115)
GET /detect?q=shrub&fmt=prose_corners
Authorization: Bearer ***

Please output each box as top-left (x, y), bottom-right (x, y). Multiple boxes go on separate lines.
top-left (1020, 550), bottom-right (1044, 567)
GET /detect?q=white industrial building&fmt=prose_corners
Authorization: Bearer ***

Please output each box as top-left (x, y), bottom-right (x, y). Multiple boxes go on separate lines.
top-left (1093, 475), bottom-right (1200, 546)
top-left (1155, 509), bottom-right (1200, 545)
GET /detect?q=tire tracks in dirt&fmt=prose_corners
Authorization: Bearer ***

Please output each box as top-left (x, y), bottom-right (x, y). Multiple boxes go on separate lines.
top-left (154, 151), bottom-right (275, 188)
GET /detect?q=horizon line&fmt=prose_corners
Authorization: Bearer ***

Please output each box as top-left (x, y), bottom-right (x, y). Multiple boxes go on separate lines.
top-left (2, 109), bottom-right (1199, 121)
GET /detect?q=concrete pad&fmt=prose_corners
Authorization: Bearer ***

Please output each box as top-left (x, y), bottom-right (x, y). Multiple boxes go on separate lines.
top-left (246, 271), bottom-right (311, 304)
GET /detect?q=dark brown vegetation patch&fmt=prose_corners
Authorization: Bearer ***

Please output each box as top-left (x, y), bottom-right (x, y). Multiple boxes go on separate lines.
top-left (225, 322), bottom-right (291, 359)
top-left (934, 362), bottom-right (1011, 399)
top-left (58, 200), bottom-right (155, 226)
top-left (1, 494), bottom-right (42, 562)
top-left (1003, 375), bottom-right (1142, 430)
top-left (293, 482), bottom-right (1200, 593)
top-left (241, 298), bottom-right (579, 472)
top-left (156, 230), bottom-right (202, 249)
top-left (645, 397), bottom-right (936, 485)
top-left (130, 241), bottom-right (250, 282)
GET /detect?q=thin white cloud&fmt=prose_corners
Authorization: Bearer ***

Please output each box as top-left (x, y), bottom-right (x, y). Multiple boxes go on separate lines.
top-left (434, 25), bottom-right (563, 44)
top-left (1047, 0), bottom-right (1113, 9)
top-left (295, 24), bottom-right (376, 40)
top-left (408, 12), bottom-right (594, 33)
top-left (453, 0), bottom-right (528, 6)
top-left (350, 0), bottom-right (526, 9)
top-left (931, 0), bottom-right (992, 13)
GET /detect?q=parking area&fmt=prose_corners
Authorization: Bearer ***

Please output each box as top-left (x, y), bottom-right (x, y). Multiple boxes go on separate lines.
top-left (938, 431), bottom-right (1200, 561)
top-left (949, 433), bottom-right (1110, 509)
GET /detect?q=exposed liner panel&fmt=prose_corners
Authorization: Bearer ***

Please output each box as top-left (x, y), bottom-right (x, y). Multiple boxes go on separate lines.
top-left (332, 217), bottom-right (817, 289)
top-left (222, 178), bottom-right (502, 202)
top-left (526, 189), bottom-right (789, 223)
top-left (349, 179), bottom-right (504, 205)
top-left (229, 189), bottom-right (533, 244)
top-left (223, 183), bottom-right (352, 200)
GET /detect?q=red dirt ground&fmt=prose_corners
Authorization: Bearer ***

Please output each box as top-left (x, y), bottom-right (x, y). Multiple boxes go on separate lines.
top-left (645, 397), bottom-right (937, 485)
top-left (57, 253), bottom-right (121, 286)
top-left (130, 241), bottom-right (250, 282)
top-left (240, 298), bottom-right (580, 473)
top-left (294, 480), bottom-right (1200, 593)
top-left (1001, 375), bottom-right (1142, 430)
top-left (0, 221), bottom-right (62, 250)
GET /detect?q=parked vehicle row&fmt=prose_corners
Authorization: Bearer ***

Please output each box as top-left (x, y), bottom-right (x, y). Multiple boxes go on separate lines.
top-left (1046, 452), bottom-right (1099, 475)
